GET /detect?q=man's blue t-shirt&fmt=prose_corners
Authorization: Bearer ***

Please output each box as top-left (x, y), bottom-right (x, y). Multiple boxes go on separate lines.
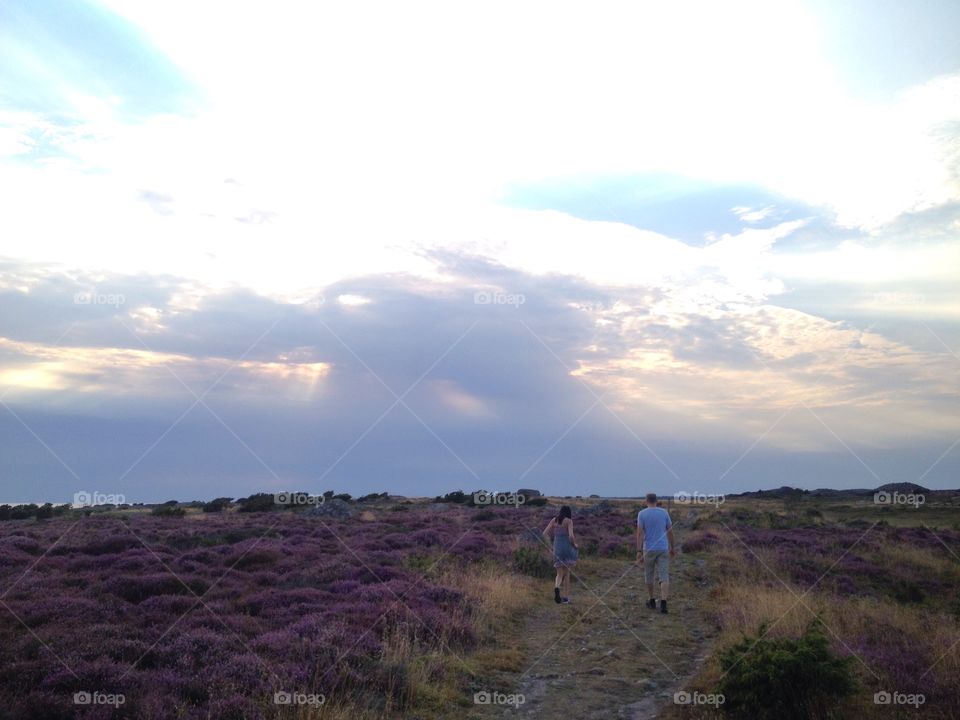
top-left (638, 507), bottom-right (672, 551)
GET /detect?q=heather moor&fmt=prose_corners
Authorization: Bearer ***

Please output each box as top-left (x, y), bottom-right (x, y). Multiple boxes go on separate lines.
top-left (2, 1), bottom-right (959, 718)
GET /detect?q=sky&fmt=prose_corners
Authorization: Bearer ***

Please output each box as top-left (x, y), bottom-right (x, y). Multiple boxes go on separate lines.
top-left (1, 0), bottom-right (958, 503)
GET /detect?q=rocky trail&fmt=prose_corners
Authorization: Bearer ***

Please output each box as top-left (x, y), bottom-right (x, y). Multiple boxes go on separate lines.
top-left (467, 522), bottom-right (716, 719)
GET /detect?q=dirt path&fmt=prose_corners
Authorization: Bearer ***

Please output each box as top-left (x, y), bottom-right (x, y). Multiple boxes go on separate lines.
top-left (467, 540), bottom-right (716, 719)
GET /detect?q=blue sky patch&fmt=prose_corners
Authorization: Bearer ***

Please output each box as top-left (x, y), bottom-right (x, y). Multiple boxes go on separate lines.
top-left (500, 173), bottom-right (821, 244)
top-left (0, 0), bottom-right (194, 117)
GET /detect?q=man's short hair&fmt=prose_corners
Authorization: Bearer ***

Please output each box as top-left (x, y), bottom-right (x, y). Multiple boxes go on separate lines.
top-left (645, 493), bottom-right (657, 504)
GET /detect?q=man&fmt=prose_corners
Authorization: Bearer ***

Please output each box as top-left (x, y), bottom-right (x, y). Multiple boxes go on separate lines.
top-left (636, 492), bottom-right (676, 613)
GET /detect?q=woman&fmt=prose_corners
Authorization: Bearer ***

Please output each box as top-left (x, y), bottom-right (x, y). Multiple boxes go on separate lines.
top-left (543, 505), bottom-right (579, 604)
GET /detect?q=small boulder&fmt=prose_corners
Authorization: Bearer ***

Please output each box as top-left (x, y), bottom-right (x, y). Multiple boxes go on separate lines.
top-left (306, 498), bottom-right (353, 520)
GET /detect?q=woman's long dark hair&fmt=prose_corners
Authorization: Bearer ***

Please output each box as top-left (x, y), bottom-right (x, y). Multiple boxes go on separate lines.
top-left (556, 505), bottom-right (572, 523)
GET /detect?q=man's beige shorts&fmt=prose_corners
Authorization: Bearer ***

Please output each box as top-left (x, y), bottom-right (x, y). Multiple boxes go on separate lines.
top-left (644, 550), bottom-right (670, 584)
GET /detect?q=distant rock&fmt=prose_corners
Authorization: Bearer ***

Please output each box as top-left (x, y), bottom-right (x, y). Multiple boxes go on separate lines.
top-left (517, 488), bottom-right (542, 497)
top-left (306, 498), bottom-right (353, 520)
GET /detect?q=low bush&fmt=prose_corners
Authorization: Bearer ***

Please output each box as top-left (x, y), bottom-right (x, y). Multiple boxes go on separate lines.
top-left (235, 493), bottom-right (276, 513)
top-left (681, 531), bottom-right (720, 553)
top-left (201, 497), bottom-right (232, 513)
top-left (512, 546), bottom-right (554, 578)
top-left (434, 490), bottom-right (469, 504)
top-left (716, 622), bottom-right (856, 719)
top-left (151, 504), bottom-right (185, 518)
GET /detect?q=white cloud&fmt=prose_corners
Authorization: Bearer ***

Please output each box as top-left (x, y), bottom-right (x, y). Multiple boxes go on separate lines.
top-left (0, 2), bottom-right (956, 302)
top-left (43, 1), bottom-right (952, 230)
top-left (733, 206), bottom-right (776, 223)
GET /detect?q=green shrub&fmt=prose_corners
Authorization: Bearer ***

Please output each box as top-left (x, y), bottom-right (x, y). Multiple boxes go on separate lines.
top-left (892, 580), bottom-right (924, 604)
top-left (433, 490), bottom-right (469, 504)
top-left (525, 496), bottom-right (548, 507)
top-left (202, 497), bottom-right (233, 513)
top-left (236, 493), bottom-right (277, 513)
top-left (716, 622), bottom-right (856, 719)
top-left (580, 538), bottom-right (599, 556)
top-left (4, 504), bottom-right (39, 520)
top-left (512, 546), bottom-right (554, 578)
top-left (152, 504), bottom-right (186, 517)
top-left (405, 554), bottom-right (434, 572)
top-left (950, 596), bottom-right (960, 620)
